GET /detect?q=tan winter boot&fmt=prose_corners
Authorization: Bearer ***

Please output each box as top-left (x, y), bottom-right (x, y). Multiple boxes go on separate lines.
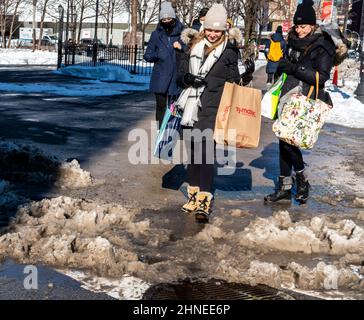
top-left (182, 186), bottom-right (200, 213)
top-left (194, 192), bottom-right (213, 223)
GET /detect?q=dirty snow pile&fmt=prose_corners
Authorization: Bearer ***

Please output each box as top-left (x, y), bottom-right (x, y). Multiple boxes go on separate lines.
top-left (0, 48), bottom-right (57, 65)
top-left (326, 58), bottom-right (364, 129)
top-left (0, 140), bottom-right (99, 189)
top-left (237, 210), bottom-right (364, 256)
top-left (55, 64), bottom-right (151, 84)
top-left (1, 196), bottom-right (364, 294)
top-left (0, 197), bottom-right (148, 276)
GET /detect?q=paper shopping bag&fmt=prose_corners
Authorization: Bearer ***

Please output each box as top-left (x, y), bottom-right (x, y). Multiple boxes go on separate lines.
top-left (213, 82), bottom-right (235, 145)
top-left (214, 83), bottom-right (262, 148)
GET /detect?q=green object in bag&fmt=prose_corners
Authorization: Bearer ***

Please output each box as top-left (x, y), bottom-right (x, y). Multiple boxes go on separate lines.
top-left (261, 73), bottom-right (287, 120)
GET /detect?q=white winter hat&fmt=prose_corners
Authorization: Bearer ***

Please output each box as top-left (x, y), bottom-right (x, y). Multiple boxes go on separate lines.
top-left (203, 4), bottom-right (227, 31)
top-left (159, 2), bottom-right (176, 20)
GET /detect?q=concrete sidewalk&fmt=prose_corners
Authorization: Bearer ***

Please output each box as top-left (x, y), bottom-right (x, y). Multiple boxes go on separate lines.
top-left (0, 65), bottom-right (363, 300)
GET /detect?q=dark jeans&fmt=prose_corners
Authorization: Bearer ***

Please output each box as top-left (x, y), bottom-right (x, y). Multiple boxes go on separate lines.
top-left (279, 140), bottom-right (305, 177)
top-left (186, 139), bottom-right (216, 193)
top-left (267, 73), bottom-right (278, 83)
top-left (155, 93), bottom-right (168, 129)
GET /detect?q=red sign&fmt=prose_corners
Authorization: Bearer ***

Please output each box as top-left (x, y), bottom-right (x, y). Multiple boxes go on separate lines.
top-left (282, 21), bottom-right (292, 33)
top-left (321, 0), bottom-right (333, 22)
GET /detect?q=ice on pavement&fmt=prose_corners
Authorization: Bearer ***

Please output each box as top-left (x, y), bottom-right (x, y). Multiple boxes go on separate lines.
top-left (0, 80), bottom-right (148, 97)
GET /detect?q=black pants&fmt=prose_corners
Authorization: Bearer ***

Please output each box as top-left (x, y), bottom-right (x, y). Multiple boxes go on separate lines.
top-left (279, 140), bottom-right (305, 177)
top-left (186, 139), bottom-right (216, 193)
top-left (267, 73), bottom-right (278, 83)
top-left (155, 93), bottom-right (168, 129)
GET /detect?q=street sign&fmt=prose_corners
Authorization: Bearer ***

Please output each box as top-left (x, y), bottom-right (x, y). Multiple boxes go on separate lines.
top-left (321, 0), bottom-right (333, 23)
top-left (282, 21), bottom-right (292, 33)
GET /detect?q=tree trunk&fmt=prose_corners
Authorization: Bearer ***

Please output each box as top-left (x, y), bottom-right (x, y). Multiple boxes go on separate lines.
top-left (130, 0), bottom-right (138, 67)
top-left (32, 0), bottom-right (37, 52)
top-left (77, 0), bottom-right (85, 43)
top-left (256, 24), bottom-right (263, 60)
top-left (38, 0), bottom-right (49, 50)
top-left (8, 0), bottom-right (21, 48)
top-left (106, 0), bottom-right (111, 45)
top-left (1, 1), bottom-right (7, 48)
top-left (131, 0), bottom-right (137, 46)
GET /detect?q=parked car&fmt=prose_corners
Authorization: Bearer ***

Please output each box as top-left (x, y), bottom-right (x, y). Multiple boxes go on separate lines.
top-left (41, 34), bottom-right (58, 46)
top-left (79, 38), bottom-right (106, 50)
top-left (18, 39), bottom-right (34, 47)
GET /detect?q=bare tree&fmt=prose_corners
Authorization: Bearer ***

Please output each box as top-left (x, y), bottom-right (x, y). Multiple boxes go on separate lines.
top-left (0, 0), bottom-right (24, 48)
top-left (99, 0), bottom-right (124, 45)
top-left (32, 0), bottom-right (37, 51)
top-left (37, 0), bottom-right (49, 49)
top-left (131, 0), bottom-right (137, 45)
top-left (255, 0), bottom-right (289, 59)
top-left (6, 0), bottom-right (22, 47)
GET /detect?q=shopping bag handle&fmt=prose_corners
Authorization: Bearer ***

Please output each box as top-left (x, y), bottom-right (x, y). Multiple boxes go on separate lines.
top-left (239, 79), bottom-right (253, 88)
top-left (307, 72), bottom-right (319, 101)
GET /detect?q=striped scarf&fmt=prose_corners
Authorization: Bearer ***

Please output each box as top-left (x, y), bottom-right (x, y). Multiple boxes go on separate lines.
top-left (176, 37), bottom-right (227, 127)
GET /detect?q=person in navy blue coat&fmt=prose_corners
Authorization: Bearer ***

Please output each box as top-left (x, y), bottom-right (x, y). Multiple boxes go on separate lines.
top-left (264, 26), bottom-right (286, 85)
top-left (144, 2), bottom-right (184, 128)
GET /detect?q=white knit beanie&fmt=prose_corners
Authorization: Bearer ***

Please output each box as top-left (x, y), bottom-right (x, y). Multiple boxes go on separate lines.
top-left (159, 2), bottom-right (176, 20)
top-left (203, 4), bottom-right (227, 31)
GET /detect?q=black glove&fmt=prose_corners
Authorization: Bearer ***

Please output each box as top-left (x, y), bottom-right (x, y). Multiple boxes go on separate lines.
top-left (241, 73), bottom-right (253, 86)
top-left (277, 59), bottom-right (297, 75)
top-left (244, 57), bottom-right (255, 75)
top-left (183, 73), bottom-right (207, 88)
top-left (240, 58), bottom-right (255, 86)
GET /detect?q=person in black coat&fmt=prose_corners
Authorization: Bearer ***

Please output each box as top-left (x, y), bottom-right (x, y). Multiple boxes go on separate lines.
top-left (175, 4), bottom-right (254, 222)
top-left (144, 2), bottom-right (184, 128)
top-left (264, 0), bottom-right (347, 204)
top-left (191, 7), bottom-right (209, 31)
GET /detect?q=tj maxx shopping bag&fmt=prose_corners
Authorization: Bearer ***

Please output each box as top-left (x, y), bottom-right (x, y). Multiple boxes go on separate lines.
top-left (214, 82), bottom-right (262, 148)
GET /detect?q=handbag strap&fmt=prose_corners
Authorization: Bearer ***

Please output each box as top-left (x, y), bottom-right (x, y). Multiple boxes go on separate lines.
top-left (306, 72), bottom-right (319, 101)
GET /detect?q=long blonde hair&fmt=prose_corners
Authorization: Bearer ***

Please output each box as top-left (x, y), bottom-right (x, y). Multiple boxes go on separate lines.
top-left (190, 31), bottom-right (226, 56)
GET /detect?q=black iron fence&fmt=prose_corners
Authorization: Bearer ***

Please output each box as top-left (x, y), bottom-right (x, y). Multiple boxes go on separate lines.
top-left (61, 44), bottom-right (153, 76)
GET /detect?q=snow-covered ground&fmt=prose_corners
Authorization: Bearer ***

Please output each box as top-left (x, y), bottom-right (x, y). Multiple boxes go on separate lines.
top-left (0, 63), bottom-right (151, 96)
top-left (55, 64), bottom-right (151, 84)
top-left (0, 48), bottom-right (57, 65)
top-left (327, 86), bottom-right (364, 129)
top-left (255, 51), bottom-right (268, 70)
top-left (326, 59), bottom-right (364, 129)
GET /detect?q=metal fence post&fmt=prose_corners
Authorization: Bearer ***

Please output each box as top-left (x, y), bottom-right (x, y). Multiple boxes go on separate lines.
top-left (133, 44), bottom-right (137, 74)
top-left (57, 6), bottom-right (64, 69)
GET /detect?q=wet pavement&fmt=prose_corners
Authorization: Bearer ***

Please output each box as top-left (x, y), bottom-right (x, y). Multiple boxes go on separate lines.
top-left (0, 259), bottom-right (114, 300)
top-left (0, 65), bottom-right (363, 299)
